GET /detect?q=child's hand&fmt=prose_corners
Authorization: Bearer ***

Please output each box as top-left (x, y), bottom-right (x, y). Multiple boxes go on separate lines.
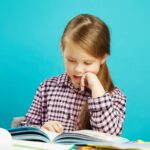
top-left (80, 72), bottom-right (106, 98)
top-left (80, 72), bottom-right (99, 90)
top-left (41, 121), bottom-right (64, 133)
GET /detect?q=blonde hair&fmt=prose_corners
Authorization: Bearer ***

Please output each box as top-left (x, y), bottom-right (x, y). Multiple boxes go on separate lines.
top-left (61, 14), bottom-right (115, 129)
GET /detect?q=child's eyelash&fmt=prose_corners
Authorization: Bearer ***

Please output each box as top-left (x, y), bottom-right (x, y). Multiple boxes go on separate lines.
top-left (68, 59), bottom-right (75, 62)
top-left (84, 62), bottom-right (92, 65)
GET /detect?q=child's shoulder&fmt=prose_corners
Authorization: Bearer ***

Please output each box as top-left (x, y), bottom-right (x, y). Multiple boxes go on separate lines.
top-left (40, 73), bottom-right (68, 88)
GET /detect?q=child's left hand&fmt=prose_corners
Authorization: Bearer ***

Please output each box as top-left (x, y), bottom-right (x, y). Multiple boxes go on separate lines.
top-left (80, 72), bottom-right (106, 98)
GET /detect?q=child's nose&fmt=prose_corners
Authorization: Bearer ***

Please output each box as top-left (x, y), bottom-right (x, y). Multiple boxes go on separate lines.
top-left (74, 64), bottom-right (84, 73)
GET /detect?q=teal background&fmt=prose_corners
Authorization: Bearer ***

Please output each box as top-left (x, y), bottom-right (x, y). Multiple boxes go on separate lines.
top-left (0, 0), bottom-right (150, 141)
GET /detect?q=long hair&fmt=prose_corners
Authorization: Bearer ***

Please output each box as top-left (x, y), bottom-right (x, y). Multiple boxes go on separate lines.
top-left (61, 14), bottom-right (115, 129)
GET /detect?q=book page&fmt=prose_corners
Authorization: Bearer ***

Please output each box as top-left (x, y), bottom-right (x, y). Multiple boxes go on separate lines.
top-left (8, 126), bottom-right (61, 143)
top-left (42, 129), bottom-right (60, 142)
top-left (68, 130), bottom-right (129, 143)
top-left (0, 128), bottom-right (12, 150)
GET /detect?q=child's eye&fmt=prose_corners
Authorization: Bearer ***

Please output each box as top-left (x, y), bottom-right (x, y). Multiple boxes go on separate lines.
top-left (68, 59), bottom-right (76, 63)
top-left (84, 62), bottom-right (92, 65)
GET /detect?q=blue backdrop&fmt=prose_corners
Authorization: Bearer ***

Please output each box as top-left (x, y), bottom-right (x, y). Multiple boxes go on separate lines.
top-left (0, 0), bottom-right (150, 141)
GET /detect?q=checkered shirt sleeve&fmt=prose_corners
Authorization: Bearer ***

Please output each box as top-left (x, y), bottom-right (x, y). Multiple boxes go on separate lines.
top-left (21, 85), bottom-right (43, 126)
top-left (88, 88), bottom-right (126, 135)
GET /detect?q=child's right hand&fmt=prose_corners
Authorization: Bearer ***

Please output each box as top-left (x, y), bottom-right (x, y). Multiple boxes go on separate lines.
top-left (41, 121), bottom-right (64, 133)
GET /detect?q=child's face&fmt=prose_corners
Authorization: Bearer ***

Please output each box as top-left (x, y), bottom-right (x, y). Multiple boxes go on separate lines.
top-left (63, 43), bottom-right (106, 88)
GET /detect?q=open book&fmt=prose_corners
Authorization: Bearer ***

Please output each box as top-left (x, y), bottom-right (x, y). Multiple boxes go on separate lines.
top-left (4, 127), bottom-right (150, 150)
top-left (8, 126), bottom-right (129, 145)
top-left (0, 128), bottom-right (73, 150)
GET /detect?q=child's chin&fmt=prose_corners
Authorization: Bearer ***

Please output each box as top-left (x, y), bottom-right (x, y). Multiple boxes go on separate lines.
top-left (72, 82), bottom-right (80, 89)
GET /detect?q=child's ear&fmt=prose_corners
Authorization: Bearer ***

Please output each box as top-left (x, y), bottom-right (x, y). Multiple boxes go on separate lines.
top-left (100, 53), bottom-right (108, 64)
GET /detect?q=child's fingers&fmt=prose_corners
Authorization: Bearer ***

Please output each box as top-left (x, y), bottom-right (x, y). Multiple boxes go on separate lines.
top-left (81, 73), bottom-right (90, 91)
top-left (55, 122), bottom-right (64, 133)
top-left (41, 124), bottom-right (55, 132)
top-left (52, 124), bottom-right (62, 133)
top-left (41, 121), bottom-right (63, 133)
top-left (80, 75), bottom-right (85, 91)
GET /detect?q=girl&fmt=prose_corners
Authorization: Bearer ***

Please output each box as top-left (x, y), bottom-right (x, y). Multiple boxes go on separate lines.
top-left (21, 14), bottom-right (126, 135)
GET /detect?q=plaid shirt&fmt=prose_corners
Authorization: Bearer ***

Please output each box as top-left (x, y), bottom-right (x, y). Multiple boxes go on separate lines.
top-left (21, 73), bottom-right (126, 135)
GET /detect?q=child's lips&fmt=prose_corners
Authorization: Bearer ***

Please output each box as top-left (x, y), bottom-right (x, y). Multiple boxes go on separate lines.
top-left (73, 75), bottom-right (82, 80)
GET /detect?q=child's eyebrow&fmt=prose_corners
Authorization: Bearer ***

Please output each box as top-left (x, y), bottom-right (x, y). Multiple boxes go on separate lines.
top-left (66, 56), bottom-right (76, 59)
top-left (84, 59), bottom-right (94, 62)
top-left (66, 55), bottom-right (95, 62)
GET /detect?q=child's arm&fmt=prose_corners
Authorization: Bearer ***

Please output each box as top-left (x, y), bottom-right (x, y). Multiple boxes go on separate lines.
top-left (81, 72), bottom-right (126, 135)
top-left (88, 88), bottom-right (126, 135)
top-left (21, 84), bottom-right (43, 127)
top-left (21, 81), bottom-right (64, 133)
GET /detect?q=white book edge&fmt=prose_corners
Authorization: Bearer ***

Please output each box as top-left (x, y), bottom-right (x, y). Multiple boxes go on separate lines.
top-left (12, 140), bottom-right (73, 150)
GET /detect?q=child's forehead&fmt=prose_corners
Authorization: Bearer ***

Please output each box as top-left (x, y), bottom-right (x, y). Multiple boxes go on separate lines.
top-left (64, 42), bottom-right (89, 54)
top-left (65, 43), bottom-right (83, 52)
top-left (63, 38), bottom-right (90, 54)
top-left (64, 44), bottom-right (98, 60)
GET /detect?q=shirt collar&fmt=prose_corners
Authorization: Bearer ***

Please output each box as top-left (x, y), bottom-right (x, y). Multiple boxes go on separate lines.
top-left (56, 72), bottom-right (72, 87)
top-left (56, 72), bottom-right (91, 95)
